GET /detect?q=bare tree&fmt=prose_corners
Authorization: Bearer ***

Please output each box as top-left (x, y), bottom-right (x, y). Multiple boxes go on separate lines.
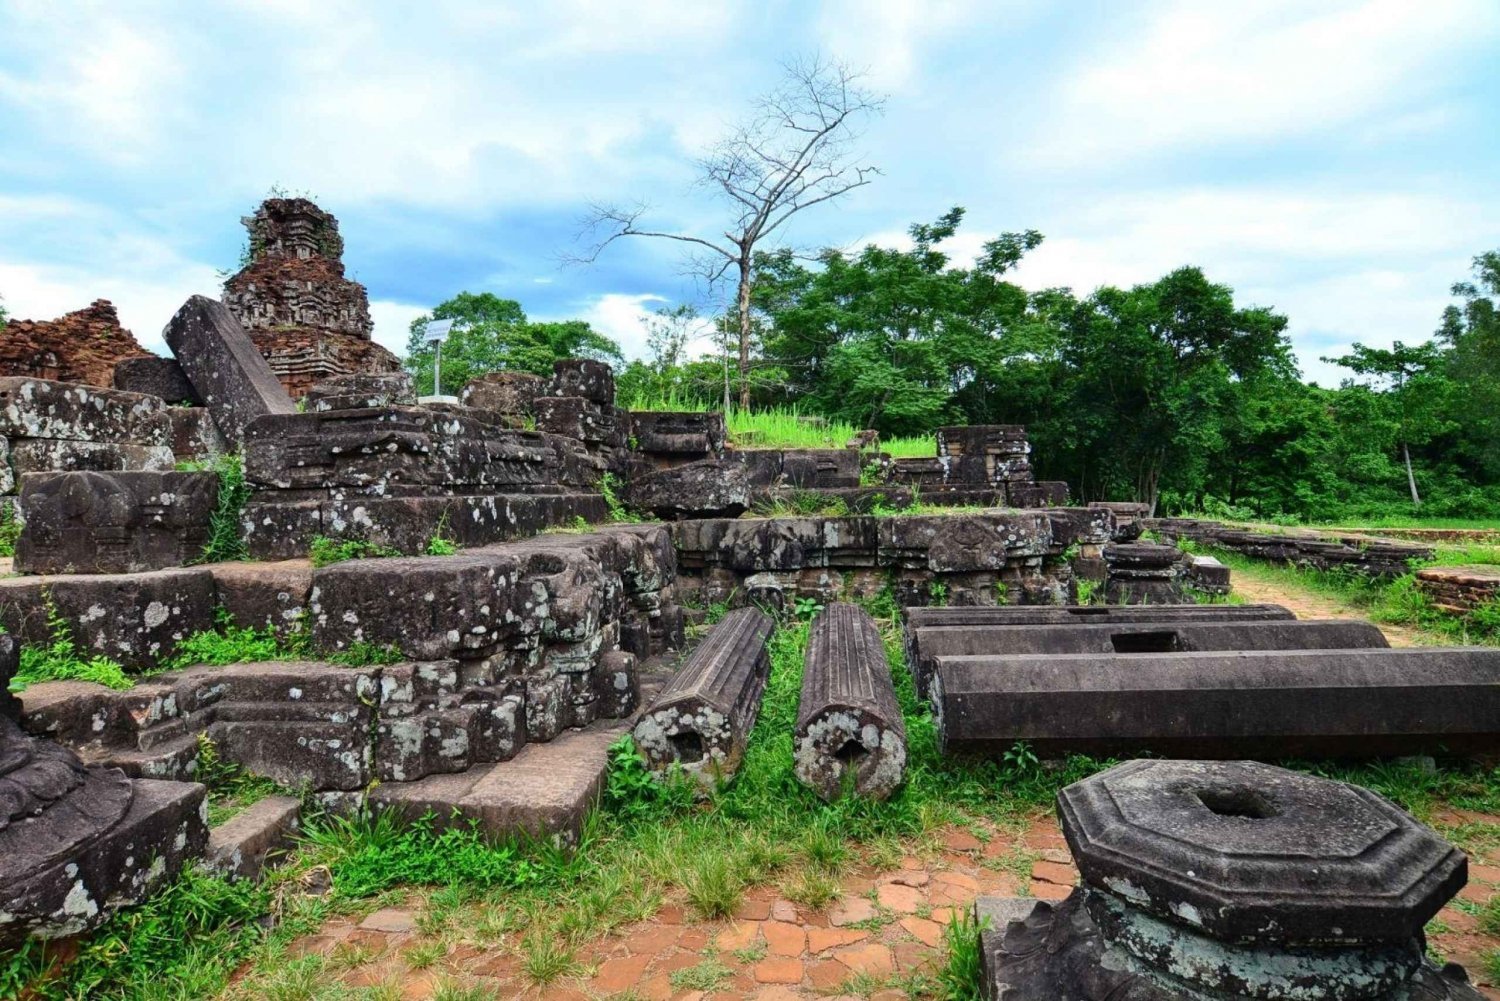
top-left (576, 56), bottom-right (883, 411)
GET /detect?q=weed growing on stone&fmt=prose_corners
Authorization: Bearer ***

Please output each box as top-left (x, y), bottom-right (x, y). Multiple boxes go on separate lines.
top-left (934, 909), bottom-right (987, 1001)
top-left (600, 471), bottom-right (633, 521)
top-left (195, 733), bottom-right (284, 826)
top-left (0, 503), bottom-right (20, 558)
top-left (7, 590), bottom-right (132, 691)
top-left (161, 608), bottom-right (296, 672)
top-left (308, 535), bottom-right (404, 568)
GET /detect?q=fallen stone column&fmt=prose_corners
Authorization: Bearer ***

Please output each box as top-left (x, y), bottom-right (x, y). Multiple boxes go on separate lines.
top-left (902, 603), bottom-right (1296, 691)
top-left (632, 606), bottom-right (774, 785)
top-left (163, 295), bottom-right (295, 447)
top-left (932, 647), bottom-right (1500, 758)
top-left (910, 618), bottom-right (1388, 696)
top-left (979, 759), bottom-right (1484, 999)
top-left (794, 603), bottom-right (905, 801)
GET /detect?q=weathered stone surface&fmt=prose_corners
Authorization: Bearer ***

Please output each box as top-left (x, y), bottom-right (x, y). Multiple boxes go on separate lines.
top-left (460, 371), bottom-right (549, 414)
top-left (0, 300), bottom-right (149, 388)
top-left (1153, 518), bottom-right (1435, 579)
top-left (981, 760), bottom-right (1485, 1000)
top-left (1089, 500), bottom-right (1150, 541)
top-left (910, 619), bottom-right (1388, 697)
top-left (795, 603), bottom-right (906, 801)
top-left (628, 458), bottom-right (750, 520)
top-left (633, 607), bottom-right (774, 785)
top-left (1184, 553), bottom-right (1232, 595)
top-left (247, 328), bottom-right (401, 401)
top-left (7, 439), bottom-right (175, 477)
top-left (163, 296), bottom-right (296, 446)
top-left (206, 794), bottom-right (301, 881)
top-left (1, 644), bottom-right (208, 945)
top-left (628, 411), bottom-right (727, 456)
top-left (0, 377), bottom-right (170, 446)
top-left (1104, 542), bottom-right (1187, 605)
top-left (551, 358), bottom-right (616, 406)
top-left (15, 470), bottom-right (218, 573)
top-left (167, 407), bottom-right (226, 462)
top-left (1416, 565), bottom-right (1500, 616)
top-left (209, 560), bottom-right (313, 636)
top-left (1008, 481), bottom-right (1069, 508)
top-left (369, 721), bottom-right (626, 844)
top-left (0, 567), bottom-right (217, 669)
top-left (903, 603), bottom-right (1296, 629)
top-left (304, 371), bottom-right (415, 411)
top-left (112, 356), bottom-right (201, 404)
top-left (932, 647), bottom-right (1500, 759)
top-left (534, 395), bottom-right (617, 444)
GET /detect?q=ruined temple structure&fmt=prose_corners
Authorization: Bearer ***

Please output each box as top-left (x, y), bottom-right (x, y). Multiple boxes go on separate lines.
top-left (221, 197), bottom-right (399, 398)
top-left (0, 299), bottom-right (149, 388)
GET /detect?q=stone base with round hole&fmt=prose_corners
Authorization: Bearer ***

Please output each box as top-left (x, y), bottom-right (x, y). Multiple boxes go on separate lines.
top-left (979, 759), bottom-right (1486, 1000)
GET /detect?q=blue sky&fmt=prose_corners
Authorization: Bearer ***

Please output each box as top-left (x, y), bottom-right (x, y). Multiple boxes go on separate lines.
top-left (1, 0), bottom-right (1496, 386)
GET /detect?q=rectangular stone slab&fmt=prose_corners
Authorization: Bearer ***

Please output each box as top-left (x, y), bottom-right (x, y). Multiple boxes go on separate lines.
top-left (932, 647), bottom-right (1500, 759)
top-left (903, 604), bottom-right (1296, 628)
top-left (632, 606), bottom-right (774, 784)
top-left (795, 603), bottom-right (906, 801)
top-left (15, 470), bottom-right (219, 574)
top-left (909, 619), bottom-right (1388, 697)
top-left (163, 295), bottom-right (295, 446)
top-left (0, 377), bottom-right (171, 445)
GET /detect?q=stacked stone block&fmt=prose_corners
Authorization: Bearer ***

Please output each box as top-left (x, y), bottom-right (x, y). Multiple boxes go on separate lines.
top-left (1103, 542), bottom-right (1187, 604)
top-left (1417, 565), bottom-right (1500, 615)
top-left (1153, 517), bottom-right (1434, 578)
top-left (532, 359), bottom-right (628, 474)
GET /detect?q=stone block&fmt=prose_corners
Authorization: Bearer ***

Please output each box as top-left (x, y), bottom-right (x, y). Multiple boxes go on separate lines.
top-left (795, 603), bottom-right (905, 801)
top-left (460, 371), bottom-right (549, 414)
top-left (932, 647), bottom-right (1500, 758)
top-left (903, 603), bottom-right (1296, 629)
top-left (8, 439), bottom-right (175, 477)
top-left (0, 567), bottom-right (217, 669)
top-left (163, 295), bottom-right (295, 446)
top-left (0, 377), bottom-right (170, 445)
top-left (551, 358), bottom-right (615, 405)
top-left (0, 635), bottom-right (19, 720)
top-left (305, 371), bottom-right (415, 411)
top-left (910, 619), bottom-right (1389, 697)
top-left (167, 407), bottom-right (227, 462)
top-left (112, 356), bottom-right (201, 404)
top-left (15, 470), bottom-right (219, 574)
top-left (206, 795), bottom-right (302, 881)
top-left (627, 458), bottom-right (749, 520)
top-left (633, 607), bottom-right (774, 785)
top-left (628, 411), bottom-right (726, 455)
top-left (779, 448), bottom-right (861, 489)
top-left (1009, 481), bottom-right (1069, 507)
top-left (209, 560), bottom-right (313, 635)
top-left (534, 395), bottom-right (614, 443)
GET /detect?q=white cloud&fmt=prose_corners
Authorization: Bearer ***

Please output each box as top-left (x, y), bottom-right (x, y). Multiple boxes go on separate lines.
top-left (369, 300), bottom-right (428, 357)
top-left (1027, 0), bottom-right (1498, 166)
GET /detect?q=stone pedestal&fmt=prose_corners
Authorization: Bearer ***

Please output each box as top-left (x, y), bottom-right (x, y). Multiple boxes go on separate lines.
top-left (979, 759), bottom-right (1485, 999)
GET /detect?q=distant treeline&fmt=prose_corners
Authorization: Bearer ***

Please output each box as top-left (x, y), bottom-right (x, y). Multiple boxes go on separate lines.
top-left (403, 209), bottom-right (1500, 522)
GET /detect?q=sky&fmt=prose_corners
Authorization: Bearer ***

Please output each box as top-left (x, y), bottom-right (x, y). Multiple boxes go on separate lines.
top-left (1, 0), bottom-right (1496, 386)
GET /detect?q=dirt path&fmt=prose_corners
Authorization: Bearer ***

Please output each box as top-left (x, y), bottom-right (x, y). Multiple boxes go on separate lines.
top-left (1230, 571), bottom-right (1430, 647)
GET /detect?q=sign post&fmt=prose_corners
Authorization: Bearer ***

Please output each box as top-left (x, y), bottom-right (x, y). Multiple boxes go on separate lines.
top-left (425, 319), bottom-right (455, 397)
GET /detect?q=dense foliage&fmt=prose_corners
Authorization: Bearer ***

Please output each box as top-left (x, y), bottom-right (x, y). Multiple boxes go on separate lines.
top-left (737, 211), bottom-right (1500, 520)
top-left (403, 291), bottom-right (622, 396)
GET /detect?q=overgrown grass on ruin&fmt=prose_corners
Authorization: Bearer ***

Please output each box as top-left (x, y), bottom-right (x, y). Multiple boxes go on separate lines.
top-left (1205, 547), bottom-right (1500, 647)
top-left (620, 396), bottom-right (935, 457)
top-left (12, 589), bottom-right (1500, 1000)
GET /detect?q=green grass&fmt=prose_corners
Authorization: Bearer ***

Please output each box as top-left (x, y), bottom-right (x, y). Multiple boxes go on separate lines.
top-left (1211, 548), bottom-right (1500, 647)
top-left (7, 590), bottom-right (133, 692)
top-left (619, 396), bottom-right (935, 457)
top-left (177, 452), bottom-right (252, 564)
top-left (17, 586), bottom-right (1500, 999)
top-left (308, 535), bottom-right (404, 568)
top-left (0, 502), bottom-right (21, 558)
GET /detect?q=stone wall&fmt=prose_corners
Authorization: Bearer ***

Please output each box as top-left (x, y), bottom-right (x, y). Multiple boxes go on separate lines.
top-left (1150, 517), bottom-right (1434, 577)
top-left (1416, 565), bottom-right (1500, 615)
top-left (669, 507), bottom-right (1113, 609)
top-left (0, 300), bottom-right (150, 388)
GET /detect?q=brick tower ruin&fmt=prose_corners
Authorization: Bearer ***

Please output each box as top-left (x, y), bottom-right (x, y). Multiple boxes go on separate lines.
top-left (221, 197), bottom-right (399, 398)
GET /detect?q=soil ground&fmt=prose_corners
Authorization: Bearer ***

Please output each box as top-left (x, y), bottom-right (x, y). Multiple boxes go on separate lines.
top-left (243, 570), bottom-right (1500, 1001)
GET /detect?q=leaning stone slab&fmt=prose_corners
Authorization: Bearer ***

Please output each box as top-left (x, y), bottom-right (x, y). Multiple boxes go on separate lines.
top-left (795, 603), bottom-right (905, 801)
top-left (633, 606), bottom-right (774, 785)
top-left (163, 295), bottom-right (295, 446)
top-left (932, 647), bottom-right (1500, 759)
top-left (909, 618), bottom-right (1388, 697)
top-left (15, 470), bottom-right (219, 574)
top-left (0, 377), bottom-right (171, 445)
top-left (206, 794), bottom-right (302, 881)
top-left (0, 567), bottom-right (217, 670)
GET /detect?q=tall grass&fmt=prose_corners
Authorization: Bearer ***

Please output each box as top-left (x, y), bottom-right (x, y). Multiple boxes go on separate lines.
top-left (621, 395), bottom-right (936, 458)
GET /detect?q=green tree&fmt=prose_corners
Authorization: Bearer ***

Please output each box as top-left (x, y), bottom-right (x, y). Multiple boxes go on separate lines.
top-left (1322, 341), bottom-right (1453, 507)
top-left (579, 56), bottom-right (883, 411)
top-left (1437, 251), bottom-right (1500, 479)
top-left (403, 292), bottom-right (621, 395)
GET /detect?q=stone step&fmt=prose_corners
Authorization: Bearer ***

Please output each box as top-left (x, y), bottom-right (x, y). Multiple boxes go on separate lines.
top-left (367, 718), bottom-right (630, 845)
